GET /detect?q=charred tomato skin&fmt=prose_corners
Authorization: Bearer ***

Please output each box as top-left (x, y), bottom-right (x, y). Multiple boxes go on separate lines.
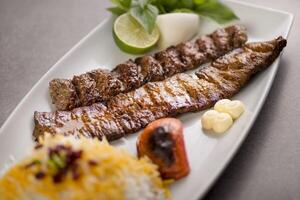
top-left (137, 118), bottom-right (190, 180)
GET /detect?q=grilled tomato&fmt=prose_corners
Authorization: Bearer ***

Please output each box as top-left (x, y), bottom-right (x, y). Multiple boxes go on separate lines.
top-left (137, 118), bottom-right (190, 180)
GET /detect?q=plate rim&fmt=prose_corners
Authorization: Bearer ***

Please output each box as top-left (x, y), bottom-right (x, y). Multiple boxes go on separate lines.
top-left (192, 1), bottom-right (294, 199)
top-left (0, 1), bottom-right (294, 200)
top-left (0, 17), bottom-right (112, 136)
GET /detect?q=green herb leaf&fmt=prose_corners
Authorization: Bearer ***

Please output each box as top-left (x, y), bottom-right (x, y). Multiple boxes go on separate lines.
top-left (194, 0), bottom-right (238, 24)
top-left (108, 0), bottom-right (238, 34)
top-left (160, 0), bottom-right (178, 12)
top-left (107, 6), bottom-right (127, 15)
top-left (110, 0), bottom-right (131, 9)
top-left (130, 3), bottom-right (159, 33)
top-left (47, 153), bottom-right (66, 174)
top-left (51, 154), bottom-right (66, 169)
top-left (175, 0), bottom-right (194, 9)
top-left (150, 0), bottom-right (166, 13)
top-left (131, 0), bottom-right (149, 8)
top-left (156, 4), bottom-right (167, 14)
top-left (193, 0), bottom-right (206, 5)
top-left (47, 159), bottom-right (58, 174)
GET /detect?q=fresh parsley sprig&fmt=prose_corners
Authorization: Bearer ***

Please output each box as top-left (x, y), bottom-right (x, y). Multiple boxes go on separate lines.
top-left (108, 0), bottom-right (238, 33)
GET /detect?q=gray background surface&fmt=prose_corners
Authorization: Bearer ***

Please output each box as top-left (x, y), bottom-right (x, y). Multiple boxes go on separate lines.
top-left (0, 0), bottom-right (299, 199)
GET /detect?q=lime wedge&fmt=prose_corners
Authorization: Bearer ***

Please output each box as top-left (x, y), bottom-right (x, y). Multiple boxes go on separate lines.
top-left (113, 13), bottom-right (160, 54)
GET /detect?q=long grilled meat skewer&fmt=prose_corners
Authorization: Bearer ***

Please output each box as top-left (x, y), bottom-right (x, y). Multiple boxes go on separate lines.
top-left (34, 37), bottom-right (286, 141)
top-left (50, 25), bottom-right (247, 111)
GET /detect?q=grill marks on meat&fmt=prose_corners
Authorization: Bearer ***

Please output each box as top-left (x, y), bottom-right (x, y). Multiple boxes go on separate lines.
top-left (49, 25), bottom-right (247, 111)
top-left (72, 74), bottom-right (101, 106)
top-left (49, 79), bottom-right (80, 111)
top-left (113, 60), bottom-right (141, 93)
top-left (176, 41), bottom-right (205, 69)
top-left (155, 46), bottom-right (185, 77)
top-left (34, 37), bottom-right (286, 142)
top-left (88, 69), bottom-right (125, 101)
top-left (135, 56), bottom-right (165, 83)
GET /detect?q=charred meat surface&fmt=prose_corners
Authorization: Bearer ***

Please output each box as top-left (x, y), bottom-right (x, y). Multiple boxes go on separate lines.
top-left (50, 25), bottom-right (247, 111)
top-left (49, 79), bottom-right (80, 111)
top-left (72, 74), bottom-right (101, 106)
top-left (34, 37), bottom-right (286, 142)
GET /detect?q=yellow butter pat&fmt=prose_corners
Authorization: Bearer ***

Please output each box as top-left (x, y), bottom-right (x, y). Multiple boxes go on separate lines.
top-left (201, 110), bottom-right (219, 130)
top-left (211, 112), bottom-right (233, 133)
top-left (214, 99), bottom-right (245, 119)
top-left (201, 110), bottom-right (233, 134)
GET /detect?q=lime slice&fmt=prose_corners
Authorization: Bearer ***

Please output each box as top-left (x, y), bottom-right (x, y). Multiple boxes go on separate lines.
top-left (113, 13), bottom-right (160, 54)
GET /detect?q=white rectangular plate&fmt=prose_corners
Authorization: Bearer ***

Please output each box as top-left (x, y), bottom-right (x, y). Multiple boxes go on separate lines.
top-left (0, 0), bottom-right (293, 199)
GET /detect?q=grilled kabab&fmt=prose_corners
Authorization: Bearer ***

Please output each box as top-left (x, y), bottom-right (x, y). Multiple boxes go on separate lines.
top-left (50, 25), bottom-right (247, 111)
top-left (34, 37), bottom-right (287, 142)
